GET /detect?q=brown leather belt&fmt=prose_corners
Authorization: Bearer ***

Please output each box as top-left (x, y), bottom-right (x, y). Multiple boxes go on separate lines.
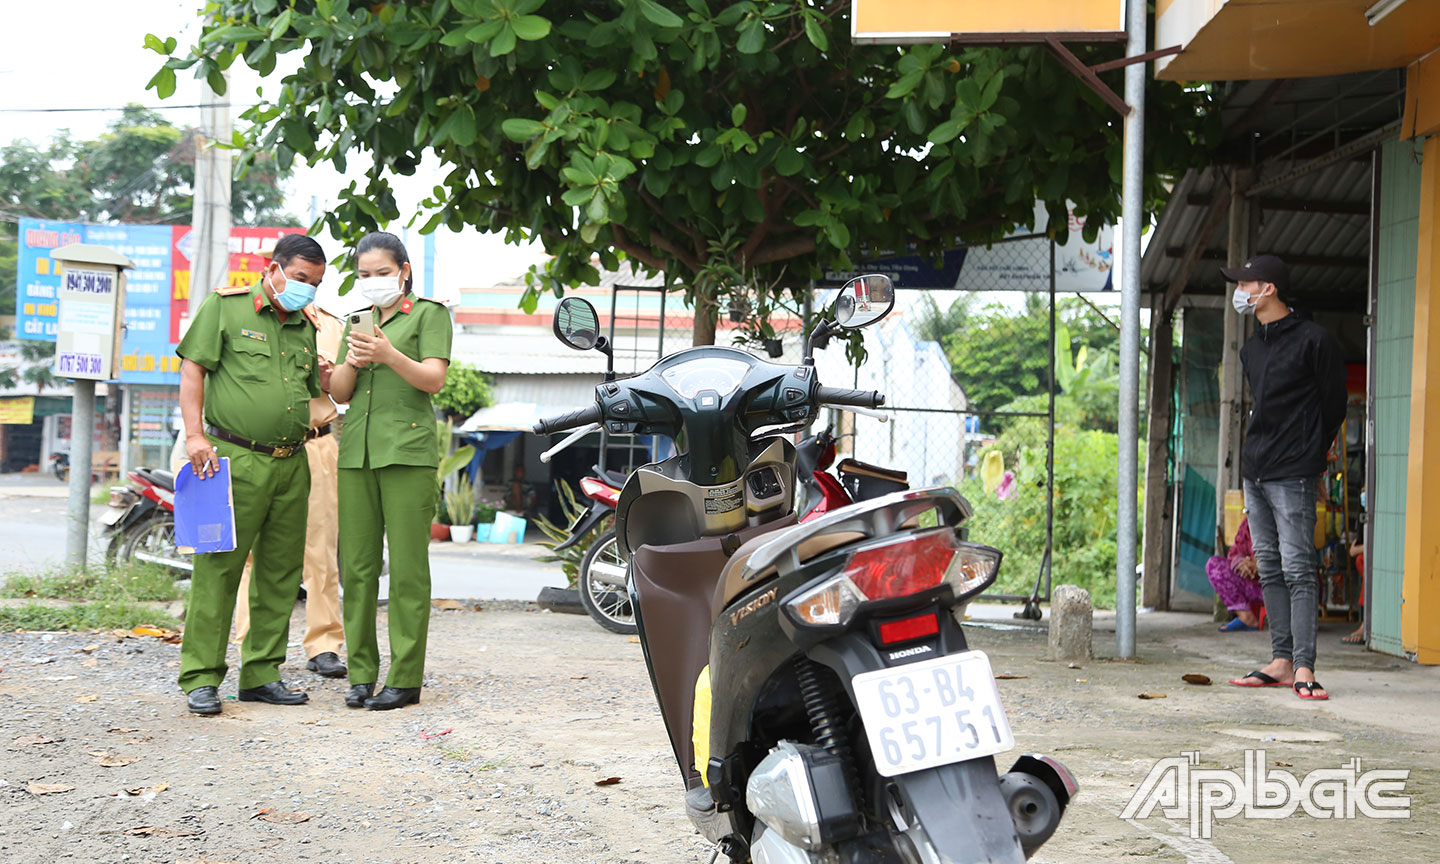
top-left (304, 423), bottom-right (333, 441)
top-left (206, 424), bottom-right (306, 459)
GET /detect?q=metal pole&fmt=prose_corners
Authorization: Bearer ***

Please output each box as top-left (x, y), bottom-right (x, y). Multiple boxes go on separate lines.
top-left (1115, 0), bottom-right (1148, 659)
top-left (1046, 239), bottom-right (1057, 602)
top-left (65, 379), bottom-right (96, 571)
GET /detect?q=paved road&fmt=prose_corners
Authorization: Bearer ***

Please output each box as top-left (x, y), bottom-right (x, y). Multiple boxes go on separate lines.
top-left (0, 473), bottom-right (568, 601)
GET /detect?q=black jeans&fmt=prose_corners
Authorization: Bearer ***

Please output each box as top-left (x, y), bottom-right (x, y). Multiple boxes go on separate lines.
top-left (1243, 477), bottom-right (1320, 671)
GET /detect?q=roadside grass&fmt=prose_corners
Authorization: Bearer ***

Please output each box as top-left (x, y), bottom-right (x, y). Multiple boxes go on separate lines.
top-left (0, 600), bottom-right (179, 632)
top-left (0, 562), bottom-right (185, 631)
top-left (434, 743), bottom-right (510, 771)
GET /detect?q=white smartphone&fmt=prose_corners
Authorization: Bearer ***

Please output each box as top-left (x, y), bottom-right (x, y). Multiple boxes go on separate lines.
top-left (348, 309), bottom-right (376, 336)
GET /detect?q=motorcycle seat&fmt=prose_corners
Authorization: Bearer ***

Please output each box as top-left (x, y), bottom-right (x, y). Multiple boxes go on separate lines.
top-left (135, 466), bottom-right (175, 491)
top-left (836, 458), bottom-right (907, 484)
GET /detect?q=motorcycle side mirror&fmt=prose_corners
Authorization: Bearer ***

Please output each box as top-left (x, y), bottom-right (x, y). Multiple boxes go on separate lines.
top-left (553, 296), bottom-right (616, 380)
top-left (832, 274), bottom-right (895, 330)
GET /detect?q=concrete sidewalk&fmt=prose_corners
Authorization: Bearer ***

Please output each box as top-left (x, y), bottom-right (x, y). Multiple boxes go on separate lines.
top-left (958, 601), bottom-right (1438, 862)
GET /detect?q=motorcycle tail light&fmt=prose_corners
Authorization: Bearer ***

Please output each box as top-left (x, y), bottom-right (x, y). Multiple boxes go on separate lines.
top-left (786, 529), bottom-right (1001, 628)
top-left (579, 477), bottom-right (620, 507)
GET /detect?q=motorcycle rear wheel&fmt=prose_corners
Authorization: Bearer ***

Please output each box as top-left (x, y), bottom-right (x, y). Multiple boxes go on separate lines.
top-left (119, 514), bottom-right (194, 575)
top-left (577, 530), bottom-right (636, 634)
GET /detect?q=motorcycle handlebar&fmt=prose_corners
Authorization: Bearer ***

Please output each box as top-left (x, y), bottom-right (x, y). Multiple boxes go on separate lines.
top-left (534, 404), bottom-right (604, 435)
top-left (815, 386), bottom-right (886, 409)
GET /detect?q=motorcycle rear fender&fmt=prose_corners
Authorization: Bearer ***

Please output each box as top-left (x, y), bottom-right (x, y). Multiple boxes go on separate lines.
top-left (114, 498), bottom-right (158, 533)
top-left (553, 502), bottom-right (612, 552)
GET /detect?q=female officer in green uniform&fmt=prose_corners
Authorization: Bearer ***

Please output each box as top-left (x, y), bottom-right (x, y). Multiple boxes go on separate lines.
top-left (329, 233), bottom-right (452, 710)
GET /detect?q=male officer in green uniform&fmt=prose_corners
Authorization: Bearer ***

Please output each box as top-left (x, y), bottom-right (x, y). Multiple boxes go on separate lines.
top-left (175, 233), bottom-right (332, 715)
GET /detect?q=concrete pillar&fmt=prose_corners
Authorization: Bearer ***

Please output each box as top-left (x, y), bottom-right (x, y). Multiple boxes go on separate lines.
top-left (1049, 584), bottom-right (1093, 662)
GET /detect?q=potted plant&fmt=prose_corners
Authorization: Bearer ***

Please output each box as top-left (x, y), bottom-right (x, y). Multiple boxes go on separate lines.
top-left (473, 497), bottom-right (500, 543)
top-left (432, 420), bottom-right (476, 542)
top-left (446, 475), bottom-right (477, 542)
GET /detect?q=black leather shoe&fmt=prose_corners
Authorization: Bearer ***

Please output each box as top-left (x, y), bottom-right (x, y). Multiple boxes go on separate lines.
top-left (364, 686), bottom-right (421, 710)
top-left (186, 685), bottom-right (221, 715)
top-left (306, 652), bottom-right (348, 678)
top-left (345, 683), bottom-right (376, 709)
top-left (237, 681), bottom-right (309, 705)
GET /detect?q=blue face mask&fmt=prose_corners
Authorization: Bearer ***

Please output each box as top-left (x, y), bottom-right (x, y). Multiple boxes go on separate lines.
top-left (270, 267), bottom-right (318, 312)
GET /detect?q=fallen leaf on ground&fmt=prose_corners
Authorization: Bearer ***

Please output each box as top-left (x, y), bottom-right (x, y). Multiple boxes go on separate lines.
top-left (471, 604), bottom-right (484, 611)
top-left (1138, 692), bottom-right (1168, 700)
top-left (27, 782), bottom-right (74, 795)
top-left (130, 626), bottom-right (174, 638)
top-left (419, 728), bottom-right (453, 740)
top-left (1075, 679), bottom-right (1088, 683)
top-left (123, 825), bottom-right (202, 838)
top-left (594, 777), bottom-right (622, 786)
top-left (161, 634), bottom-right (183, 644)
top-left (107, 728), bottom-right (144, 734)
top-left (627, 636), bottom-right (641, 644)
top-left (11, 735), bottom-right (56, 747)
top-left (75, 694), bottom-right (98, 703)
top-left (81, 658), bottom-right (99, 668)
top-left (1182, 673), bottom-right (1212, 686)
top-left (257, 811), bottom-right (310, 824)
top-left (110, 629), bottom-right (134, 639)
top-left (124, 781), bottom-right (169, 796)
top-left (432, 598), bottom-right (464, 610)
top-left (995, 673), bottom-right (1029, 680)
top-left (77, 644), bottom-right (99, 654)
top-left (570, 675), bottom-right (588, 680)
top-left (1274, 760), bottom-right (1293, 767)
top-left (93, 752), bottom-right (140, 768)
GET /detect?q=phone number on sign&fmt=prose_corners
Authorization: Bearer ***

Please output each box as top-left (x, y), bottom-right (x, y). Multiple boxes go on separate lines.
top-left (57, 353), bottom-right (104, 376)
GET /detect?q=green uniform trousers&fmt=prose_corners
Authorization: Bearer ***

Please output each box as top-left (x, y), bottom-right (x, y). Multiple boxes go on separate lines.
top-left (178, 439), bottom-right (310, 693)
top-left (339, 463), bottom-right (435, 688)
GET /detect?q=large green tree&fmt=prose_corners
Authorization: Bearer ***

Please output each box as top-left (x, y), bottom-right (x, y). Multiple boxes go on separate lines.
top-left (152, 0), bottom-right (1212, 343)
top-left (1, 106), bottom-right (298, 313)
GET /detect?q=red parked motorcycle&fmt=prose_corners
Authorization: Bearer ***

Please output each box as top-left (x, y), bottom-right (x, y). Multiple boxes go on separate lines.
top-left (101, 466), bottom-right (192, 575)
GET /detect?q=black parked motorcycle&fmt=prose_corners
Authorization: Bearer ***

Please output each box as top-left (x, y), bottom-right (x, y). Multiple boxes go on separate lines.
top-left (536, 276), bottom-right (1075, 863)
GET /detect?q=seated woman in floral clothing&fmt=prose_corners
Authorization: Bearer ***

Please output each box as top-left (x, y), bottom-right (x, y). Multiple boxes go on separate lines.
top-left (1207, 517), bottom-right (1265, 631)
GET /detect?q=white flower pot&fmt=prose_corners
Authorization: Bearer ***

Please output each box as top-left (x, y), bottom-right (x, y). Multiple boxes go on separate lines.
top-left (449, 524), bottom-right (474, 543)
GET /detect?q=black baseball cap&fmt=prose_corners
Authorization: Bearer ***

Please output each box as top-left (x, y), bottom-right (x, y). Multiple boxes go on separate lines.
top-left (1221, 254), bottom-right (1289, 292)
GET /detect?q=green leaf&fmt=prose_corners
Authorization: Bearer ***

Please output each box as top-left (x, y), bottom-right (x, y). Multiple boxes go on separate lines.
top-left (580, 221), bottom-right (600, 244)
top-left (270, 9), bottom-right (294, 40)
top-left (803, 13), bottom-right (828, 52)
top-left (580, 68), bottom-right (616, 90)
top-left (143, 33), bottom-right (170, 55)
top-left (511, 14), bottom-right (551, 41)
top-left (501, 118), bottom-right (547, 140)
top-left (561, 187), bottom-right (595, 206)
top-left (490, 23), bottom-right (518, 56)
top-left (638, 0), bottom-right (685, 28)
top-left (736, 18), bottom-right (764, 54)
top-left (206, 68), bottom-right (227, 96)
top-left (885, 69), bottom-right (924, 99)
top-left (774, 147), bottom-right (803, 176)
top-left (731, 103), bottom-right (747, 126)
top-left (440, 27), bottom-right (474, 47)
top-left (928, 118), bottom-right (963, 145)
top-left (823, 219), bottom-right (850, 251)
top-left (146, 66), bottom-right (177, 99)
top-left (466, 19), bottom-right (506, 43)
top-left (586, 194), bottom-right (609, 223)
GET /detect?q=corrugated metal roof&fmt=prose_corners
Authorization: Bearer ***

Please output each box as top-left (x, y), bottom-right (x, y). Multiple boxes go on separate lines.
top-left (1140, 70), bottom-right (1406, 314)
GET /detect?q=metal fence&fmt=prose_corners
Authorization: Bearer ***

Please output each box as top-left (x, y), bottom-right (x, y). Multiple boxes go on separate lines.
top-left (844, 237), bottom-right (1059, 617)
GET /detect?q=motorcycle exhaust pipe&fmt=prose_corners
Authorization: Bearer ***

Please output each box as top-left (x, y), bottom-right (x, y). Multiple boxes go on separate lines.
top-left (998, 754), bottom-right (1077, 858)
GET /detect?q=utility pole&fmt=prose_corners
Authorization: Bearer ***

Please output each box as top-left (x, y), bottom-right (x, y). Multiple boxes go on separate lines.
top-left (1115, 0), bottom-right (1148, 659)
top-left (189, 72), bottom-right (233, 309)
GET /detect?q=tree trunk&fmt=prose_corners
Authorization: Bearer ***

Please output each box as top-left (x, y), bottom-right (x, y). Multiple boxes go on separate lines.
top-left (691, 297), bottom-right (718, 346)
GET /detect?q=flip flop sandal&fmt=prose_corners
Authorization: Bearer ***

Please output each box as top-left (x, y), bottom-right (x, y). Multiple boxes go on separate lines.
top-left (1229, 671), bottom-right (1285, 687)
top-left (1294, 681), bottom-right (1330, 700)
top-left (1219, 618), bottom-right (1256, 632)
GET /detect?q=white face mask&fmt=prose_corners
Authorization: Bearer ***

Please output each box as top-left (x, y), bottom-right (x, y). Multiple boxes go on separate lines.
top-left (1232, 286), bottom-right (1256, 315)
top-left (356, 274), bottom-right (404, 308)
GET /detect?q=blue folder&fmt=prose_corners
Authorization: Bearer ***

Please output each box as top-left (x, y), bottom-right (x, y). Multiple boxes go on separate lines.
top-left (174, 457), bottom-right (238, 554)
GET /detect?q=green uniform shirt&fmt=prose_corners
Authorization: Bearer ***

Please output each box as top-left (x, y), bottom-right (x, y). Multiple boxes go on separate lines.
top-left (337, 295), bottom-right (453, 469)
top-left (176, 283), bottom-right (320, 447)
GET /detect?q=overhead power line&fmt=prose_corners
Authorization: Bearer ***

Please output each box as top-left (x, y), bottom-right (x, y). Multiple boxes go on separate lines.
top-left (0, 103), bottom-right (256, 114)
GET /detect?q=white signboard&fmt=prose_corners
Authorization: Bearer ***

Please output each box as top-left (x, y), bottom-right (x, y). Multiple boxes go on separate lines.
top-left (54, 266), bottom-right (123, 380)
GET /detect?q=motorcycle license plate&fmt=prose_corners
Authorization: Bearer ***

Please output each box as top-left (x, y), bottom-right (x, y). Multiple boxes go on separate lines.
top-left (99, 507), bottom-right (129, 527)
top-left (852, 650), bottom-right (1015, 777)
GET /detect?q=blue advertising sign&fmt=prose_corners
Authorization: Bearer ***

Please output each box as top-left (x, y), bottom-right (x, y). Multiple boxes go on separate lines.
top-left (16, 219), bottom-right (178, 385)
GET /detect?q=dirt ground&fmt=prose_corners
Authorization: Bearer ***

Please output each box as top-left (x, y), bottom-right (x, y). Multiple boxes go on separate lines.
top-left (1, 603), bottom-right (1435, 864)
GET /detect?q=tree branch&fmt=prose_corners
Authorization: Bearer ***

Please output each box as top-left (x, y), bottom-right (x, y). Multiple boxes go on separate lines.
top-left (609, 224), bottom-right (669, 272)
top-left (750, 235), bottom-right (816, 266)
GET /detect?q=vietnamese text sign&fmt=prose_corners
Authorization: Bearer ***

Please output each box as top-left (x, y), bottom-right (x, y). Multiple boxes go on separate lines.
top-left (54, 266), bottom-right (121, 381)
top-left (852, 0), bottom-right (1126, 43)
top-left (0, 397), bottom-right (36, 425)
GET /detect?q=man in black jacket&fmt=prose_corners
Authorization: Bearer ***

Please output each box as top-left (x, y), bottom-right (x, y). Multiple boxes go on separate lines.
top-left (1224, 254), bottom-right (1347, 700)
